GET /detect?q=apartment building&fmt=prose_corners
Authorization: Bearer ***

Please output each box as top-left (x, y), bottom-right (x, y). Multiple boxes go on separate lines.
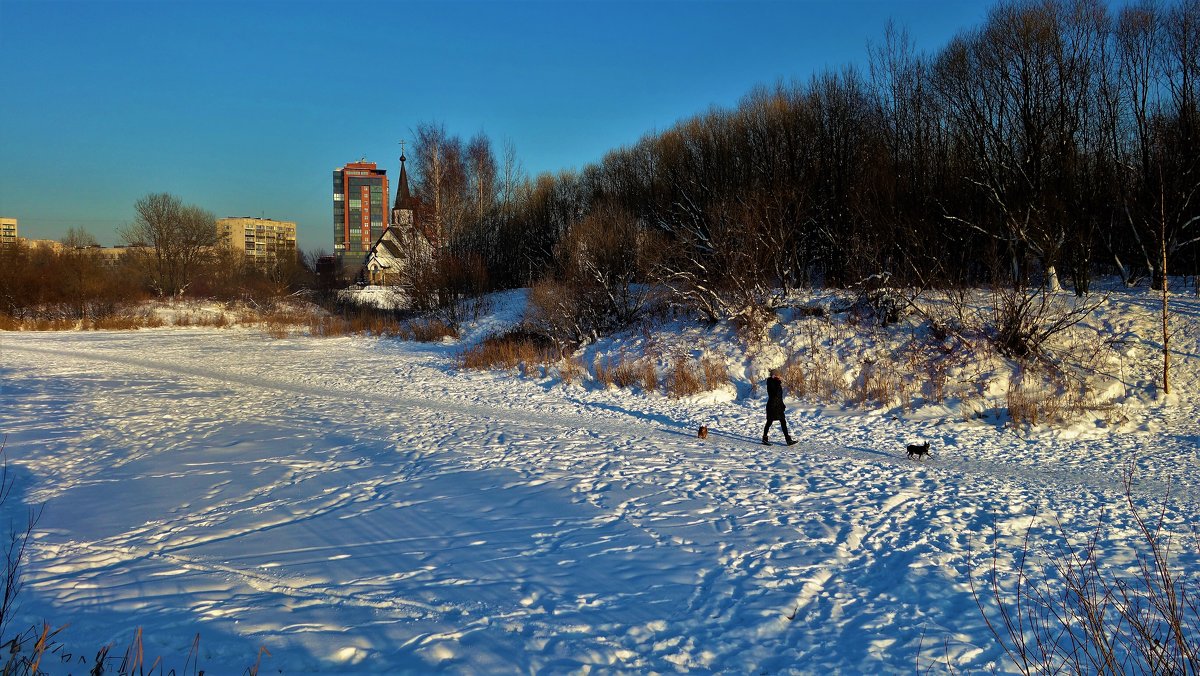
top-left (0, 217), bottom-right (16, 246)
top-left (217, 217), bottom-right (297, 265)
top-left (333, 161), bottom-right (388, 270)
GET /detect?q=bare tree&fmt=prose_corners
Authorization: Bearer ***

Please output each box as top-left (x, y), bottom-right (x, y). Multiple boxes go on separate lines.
top-left (466, 132), bottom-right (498, 223)
top-left (499, 138), bottom-right (527, 211)
top-left (60, 227), bottom-right (98, 249)
top-left (120, 193), bottom-right (217, 298)
top-left (936, 0), bottom-right (1110, 291)
top-left (412, 122), bottom-right (468, 250)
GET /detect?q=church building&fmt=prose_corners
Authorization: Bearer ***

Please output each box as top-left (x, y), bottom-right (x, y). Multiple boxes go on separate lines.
top-left (361, 148), bottom-right (435, 286)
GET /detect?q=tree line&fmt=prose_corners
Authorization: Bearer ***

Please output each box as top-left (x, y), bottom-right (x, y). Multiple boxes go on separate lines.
top-left (406, 0), bottom-right (1197, 335)
top-left (0, 193), bottom-right (310, 318)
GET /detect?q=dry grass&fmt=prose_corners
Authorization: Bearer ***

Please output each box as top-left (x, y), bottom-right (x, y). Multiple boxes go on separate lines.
top-left (84, 314), bottom-right (165, 330)
top-left (638, 359), bottom-right (659, 393)
top-left (2, 623), bottom-right (256, 675)
top-left (611, 356), bottom-right (643, 389)
top-left (264, 320), bottom-right (292, 339)
top-left (593, 351), bottom-right (660, 392)
top-left (174, 311), bottom-right (231, 328)
top-left (460, 331), bottom-right (557, 372)
top-left (849, 361), bottom-right (908, 407)
top-left (404, 318), bottom-right (458, 342)
top-left (781, 355), bottom-right (848, 403)
top-left (305, 313), bottom-right (405, 338)
top-left (1003, 354), bottom-right (1119, 428)
top-left (665, 355), bottom-right (705, 398)
top-left (559, 356), bottom-right (587, 385)
top-left (593, 354), bottom-right (613, 388)
top-left (700, 355), bottom-right (729, 390)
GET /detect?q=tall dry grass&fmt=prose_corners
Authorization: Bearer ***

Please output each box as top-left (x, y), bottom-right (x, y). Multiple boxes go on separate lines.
top-left (665, 355), bottom-right (704, 397)
top-left (460, 331), bottom-right (558, 373)
top-left (558, 356), bottom-right (587, 385)
top-left (664, 353), bottom-right (728, 398)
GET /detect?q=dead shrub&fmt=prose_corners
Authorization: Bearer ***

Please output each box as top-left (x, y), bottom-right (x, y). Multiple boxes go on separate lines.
top-left (559, 357), bottom-right (587, 385)
top-left (593, 354), bottom-right (614, 388)
top-left (533, 204), bottom-right (655, 346)
top-left (264, 321), bottom-right (291, 339)
top-left (851, 360), bottom-right (904, 406)
top-left (308, 315), bottom-right (351, 337)
top-left (32, 318), bottom-right (75, 331)
top-left (924, 353), bottom-right (951, 403)
top-left (407, 318), bottom-right (458, 342)
top-left (733, 305), bottom-right (776, 344)
top-left (593, 350), bottom-right (659, 392)
top-left (639, 360), bottom-right (659, 393)
top-left (666, 355), bottom-right (704, 398)
top-left (781, 353), bottom-right (847, 403)
top-left (86, 314), bottom-right (161, 330)
top-left (611, 359), bottom-right (641, 388)
top-left (460, 330), bottom-right (557, 372)
top-left (793, 304), bottom-right (827, 318)
top-left (970, 468), bottom-right (1200, 675)
top-left (1006, 375), bottom-right (1064, 427)
top-left (701, 356), bottom-right (729, 390)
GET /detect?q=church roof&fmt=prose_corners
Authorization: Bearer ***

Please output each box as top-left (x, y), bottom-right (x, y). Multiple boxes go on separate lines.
top-left (393, 155), bottom-right (417, 211)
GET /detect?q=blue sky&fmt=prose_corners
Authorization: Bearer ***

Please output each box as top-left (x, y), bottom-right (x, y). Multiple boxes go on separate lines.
top-left (0, 0), bottom-right (994, 250)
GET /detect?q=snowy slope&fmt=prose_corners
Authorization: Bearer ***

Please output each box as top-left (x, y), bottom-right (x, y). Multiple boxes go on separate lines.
top-left (1, 286), bottom-right (1198, 674)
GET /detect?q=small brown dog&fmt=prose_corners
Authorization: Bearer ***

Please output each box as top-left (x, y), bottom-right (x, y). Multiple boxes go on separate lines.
top-left (906, 441), bottom-right (930, 460)
top-left (697, 425), bottom-right (709, 440)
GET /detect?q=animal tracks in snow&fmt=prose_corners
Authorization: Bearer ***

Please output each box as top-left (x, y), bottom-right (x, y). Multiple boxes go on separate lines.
top-left (3, 333), bottom-right (1197, 673)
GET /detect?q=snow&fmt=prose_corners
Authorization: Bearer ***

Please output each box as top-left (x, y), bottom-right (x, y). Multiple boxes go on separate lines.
top-left (1, 284), bottom-right (1198, 674)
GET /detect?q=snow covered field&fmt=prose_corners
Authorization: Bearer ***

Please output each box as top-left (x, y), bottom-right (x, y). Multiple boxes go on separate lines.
top-left (1, 287), bottom-right (1198, 674)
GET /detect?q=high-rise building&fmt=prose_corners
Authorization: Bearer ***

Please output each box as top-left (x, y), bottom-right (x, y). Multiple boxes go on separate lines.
top-left (333, 161), bottom-right (388, 272)
top-left (0, 217), bottom-right (16, 246)
top-left (217, 217), bottom-right (297, 266)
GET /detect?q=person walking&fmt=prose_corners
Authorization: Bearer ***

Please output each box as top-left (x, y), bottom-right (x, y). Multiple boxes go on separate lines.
top-left (763, 369), bottom-right (796, 446)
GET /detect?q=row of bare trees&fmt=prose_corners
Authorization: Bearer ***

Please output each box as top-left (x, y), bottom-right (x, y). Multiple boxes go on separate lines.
top-left (0, 193), bottom-right (311, 318)
top-left (420, 0), bottom-right (1196, 331)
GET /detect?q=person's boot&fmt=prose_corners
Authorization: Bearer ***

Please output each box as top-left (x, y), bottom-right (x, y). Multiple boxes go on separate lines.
top-left (786, 437), bottom-right (798, 446)
top-left (762, 436), bottom-right (771, 446)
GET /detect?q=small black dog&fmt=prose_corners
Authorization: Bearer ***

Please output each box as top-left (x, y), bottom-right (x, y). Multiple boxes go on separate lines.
top-left (906, 441), bottom-right (931, 460)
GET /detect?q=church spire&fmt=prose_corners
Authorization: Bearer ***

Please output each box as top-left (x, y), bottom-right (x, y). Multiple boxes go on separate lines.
top-left (393, 140), bottom-right (414, 212)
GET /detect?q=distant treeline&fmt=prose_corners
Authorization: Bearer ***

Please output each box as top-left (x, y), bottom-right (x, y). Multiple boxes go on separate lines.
top-left (405, 0), bottom-right (1198, 317)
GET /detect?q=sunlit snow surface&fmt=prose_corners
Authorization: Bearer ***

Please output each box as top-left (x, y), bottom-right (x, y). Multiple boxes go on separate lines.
top-left (1, 288), bottom-right (1198, 674)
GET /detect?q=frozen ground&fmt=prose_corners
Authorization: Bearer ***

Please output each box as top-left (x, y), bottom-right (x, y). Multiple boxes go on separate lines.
top-left (1, 286), bottom-right (1198, 674)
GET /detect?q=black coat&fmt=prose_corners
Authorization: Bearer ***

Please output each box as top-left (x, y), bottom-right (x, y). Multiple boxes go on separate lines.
top-left (766, 376), bottom-right (786, 420)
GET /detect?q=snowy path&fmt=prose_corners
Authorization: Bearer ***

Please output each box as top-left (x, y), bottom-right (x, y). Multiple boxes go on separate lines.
top-left (2, 329), bottom-right (1197, 674)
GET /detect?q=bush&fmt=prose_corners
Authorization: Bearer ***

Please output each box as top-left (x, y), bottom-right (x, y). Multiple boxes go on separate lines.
top-left (781, 354), bottom-right (848, 404)
top-left (558, 357), bottom-right (587, 385)
top-left (405, 318), bottom-right (458, 342)
top-left (665, 355), bottom-right (704, 398)
top-left (970, 468), bottom-right (1200, 674)
top-left (525, 204), bottom-right (657, 346)
top-left (849, 360), bottom-right (906, 406)
top-left (664, 354), bottom-right (727, 398)
top-left (459, 329), bottom-right (558, 372)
